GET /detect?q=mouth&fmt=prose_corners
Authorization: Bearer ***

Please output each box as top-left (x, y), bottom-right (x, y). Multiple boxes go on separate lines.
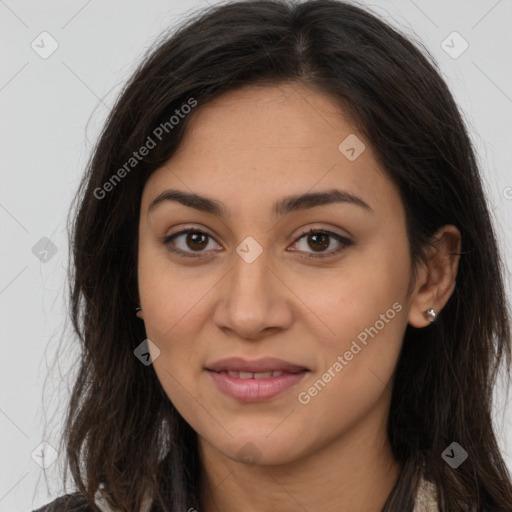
top-left (204, 357), bottom-right (309, 402)
top-left (208, 369), bottom-right (302, 379)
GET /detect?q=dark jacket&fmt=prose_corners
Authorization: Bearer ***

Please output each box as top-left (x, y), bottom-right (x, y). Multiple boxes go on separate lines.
top-left (32, 492), bottom-right (94, 512)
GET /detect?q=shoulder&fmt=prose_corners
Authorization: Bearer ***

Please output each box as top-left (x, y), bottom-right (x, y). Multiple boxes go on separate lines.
top-left (31, 492), bottom-right (96, 512)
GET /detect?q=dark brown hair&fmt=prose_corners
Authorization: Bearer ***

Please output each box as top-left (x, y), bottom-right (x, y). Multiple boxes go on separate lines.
top-left (52, 0), bottom-right (512, 510)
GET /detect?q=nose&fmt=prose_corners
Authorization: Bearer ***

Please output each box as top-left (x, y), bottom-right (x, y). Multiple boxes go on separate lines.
top-left (212, 246), bottom-right (293, 340)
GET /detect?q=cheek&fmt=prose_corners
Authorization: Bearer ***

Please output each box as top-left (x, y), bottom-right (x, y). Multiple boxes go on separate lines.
top-left (136, 246), bottom-right (217, 393)
top-left (294, 250), bottom-right (406, 342)
top-left (294, 250), bottom-right (408, 402)
top-left (138, 267), bottom-right (207, 412)
top-left (296, 302), bottom-right (405, 437)
top-left (138, 244), bottom-right (200, 335)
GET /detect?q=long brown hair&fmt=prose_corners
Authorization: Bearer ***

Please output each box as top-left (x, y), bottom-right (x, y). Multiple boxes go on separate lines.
top-left (53, 1), bottom-right (512, 510)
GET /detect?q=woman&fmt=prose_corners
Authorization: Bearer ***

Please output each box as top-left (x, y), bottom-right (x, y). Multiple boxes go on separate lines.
top-left (32, 0), bottom-right (512, 511)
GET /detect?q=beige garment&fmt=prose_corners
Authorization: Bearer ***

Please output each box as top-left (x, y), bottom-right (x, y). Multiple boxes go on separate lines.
top-left (94, 487), bottom-right (153, 512)
top-left (412, 477), bottom-right (439, 512)
top-left (93, 476), bottom-right (439, 512)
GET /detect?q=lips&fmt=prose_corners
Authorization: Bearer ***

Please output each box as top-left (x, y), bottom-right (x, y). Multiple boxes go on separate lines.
top-left (205, 356), bottom-right (308, 374)
top-left (207, 367), bottom-right (308, 402)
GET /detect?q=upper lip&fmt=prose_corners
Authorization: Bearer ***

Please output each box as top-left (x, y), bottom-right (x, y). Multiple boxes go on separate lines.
top-left (206, 357), bottom-right (309, 373)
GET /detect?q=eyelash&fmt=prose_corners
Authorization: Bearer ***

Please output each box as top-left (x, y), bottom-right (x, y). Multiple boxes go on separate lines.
top-left (161, 227), bottom-right (353, 260)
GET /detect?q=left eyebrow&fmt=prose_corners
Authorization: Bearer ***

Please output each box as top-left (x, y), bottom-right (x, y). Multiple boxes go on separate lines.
top-left (274, 188), bottom-right (374, 216)
top-left (147, 188), bottom-right (374, 218)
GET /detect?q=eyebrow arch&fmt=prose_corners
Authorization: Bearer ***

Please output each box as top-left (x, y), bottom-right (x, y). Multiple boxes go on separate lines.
top-left (147, 188), bottom-right (374, 217)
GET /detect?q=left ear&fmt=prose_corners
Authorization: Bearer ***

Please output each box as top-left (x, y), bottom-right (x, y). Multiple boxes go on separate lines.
top-left (407, 224), bottom-right (461, 328)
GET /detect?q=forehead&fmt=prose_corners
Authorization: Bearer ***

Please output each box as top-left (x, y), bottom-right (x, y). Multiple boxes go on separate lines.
top-left (179, 82), bottom-right (356, 147)
top-left (141, 83), bottom-right (401, 220)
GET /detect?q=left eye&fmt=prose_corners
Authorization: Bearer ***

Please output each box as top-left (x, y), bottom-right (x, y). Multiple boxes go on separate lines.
top-left (290, 227), bottom-right (352, 259)
top-left (162, 227), bottom-right (352, 259)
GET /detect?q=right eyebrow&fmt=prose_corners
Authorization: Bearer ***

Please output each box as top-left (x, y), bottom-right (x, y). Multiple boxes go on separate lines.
top-left (148, 189), bottom-right (228, 217)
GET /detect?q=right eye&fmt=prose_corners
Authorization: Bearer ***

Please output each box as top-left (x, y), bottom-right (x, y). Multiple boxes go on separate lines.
top-left (161, 229), bottom-right (221, 258)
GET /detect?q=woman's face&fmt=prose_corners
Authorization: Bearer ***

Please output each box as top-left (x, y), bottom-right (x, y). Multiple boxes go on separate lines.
top-left (137, 82), bottom-right (417, 466)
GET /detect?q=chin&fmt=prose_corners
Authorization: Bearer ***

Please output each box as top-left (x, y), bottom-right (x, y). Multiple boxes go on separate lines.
top-left (212, 435), bottom-right (304, 468)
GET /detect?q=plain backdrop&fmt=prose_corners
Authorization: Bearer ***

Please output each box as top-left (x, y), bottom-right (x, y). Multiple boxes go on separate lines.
top-left (1, 0), bottom-right (511, 511)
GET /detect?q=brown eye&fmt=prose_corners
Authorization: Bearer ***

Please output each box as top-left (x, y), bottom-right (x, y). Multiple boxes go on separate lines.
top-left (290, 228), bottom-right (353, 259)
top-left (162, 229), bottom-right (219, 258)
top-left (186, 232), bottom-right (209, 250)
top-left (306, 232), bottom-right (330, 252)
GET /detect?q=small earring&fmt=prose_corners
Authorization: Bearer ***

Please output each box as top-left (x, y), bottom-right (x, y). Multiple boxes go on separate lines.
top-left (135, 306), bottom-right (142, 316)
top-left (424, 308), bottom-right (436, 323)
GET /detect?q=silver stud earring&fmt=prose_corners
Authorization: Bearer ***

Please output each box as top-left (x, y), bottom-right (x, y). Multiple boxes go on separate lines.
top-left (424, 308), bottom-right (436, 323)
top-left (135, 306), bottom-right (142, 315)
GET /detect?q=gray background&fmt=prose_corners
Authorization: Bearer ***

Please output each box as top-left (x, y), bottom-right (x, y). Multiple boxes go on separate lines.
top-left (1, 1), bottom-right (511, 511)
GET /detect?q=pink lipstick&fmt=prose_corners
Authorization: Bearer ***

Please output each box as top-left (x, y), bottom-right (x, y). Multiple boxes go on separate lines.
top-left (205, 356), bottom-right (309, 402)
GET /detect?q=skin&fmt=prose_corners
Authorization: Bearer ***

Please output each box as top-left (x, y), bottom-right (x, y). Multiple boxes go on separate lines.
top-left (136, 82), bottom-right (461, 512)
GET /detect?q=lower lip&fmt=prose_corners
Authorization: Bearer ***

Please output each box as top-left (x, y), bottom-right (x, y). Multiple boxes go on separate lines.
top-left (206, 370), bottom-right (308, 402)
